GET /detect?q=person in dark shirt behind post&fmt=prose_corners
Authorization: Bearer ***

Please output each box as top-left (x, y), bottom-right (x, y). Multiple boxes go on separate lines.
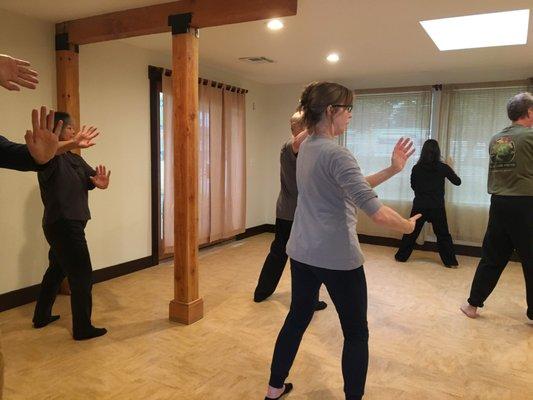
top-left (395, 139), bottom-right (461, 268)
top-left (253, 111), bottom-right (327, 310)
top-left (32, 112), bottom-right (111, 341)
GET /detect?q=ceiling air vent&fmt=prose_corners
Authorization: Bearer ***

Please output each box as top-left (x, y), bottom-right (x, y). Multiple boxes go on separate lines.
top-left (238, 56), bottom-right (275, 64)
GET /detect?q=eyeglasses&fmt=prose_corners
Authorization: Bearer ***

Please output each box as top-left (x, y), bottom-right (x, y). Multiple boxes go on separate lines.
top-left (331, 104), bottom-right (353, 112)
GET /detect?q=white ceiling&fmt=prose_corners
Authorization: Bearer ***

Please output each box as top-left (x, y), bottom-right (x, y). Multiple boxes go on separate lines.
top-left (2, 0), bottom-right (533, 88)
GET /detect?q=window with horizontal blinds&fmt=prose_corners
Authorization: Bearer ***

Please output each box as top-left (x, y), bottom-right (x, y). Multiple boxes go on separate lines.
top-left (346, 90), bottom-right (432, 201)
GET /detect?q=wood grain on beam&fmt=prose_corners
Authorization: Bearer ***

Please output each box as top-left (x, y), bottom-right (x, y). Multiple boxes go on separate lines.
top-left (56, 49), bottom-right (80, 130)
top-left (56, 47), bottom-right (80, 295)
top-left (168, 29), bottom-right (203, 325)
top-left (56, 0), bottom-right (297, 45)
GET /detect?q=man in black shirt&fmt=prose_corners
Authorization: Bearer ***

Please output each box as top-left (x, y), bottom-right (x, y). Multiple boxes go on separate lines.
top-left (33, 112), bottom-right (110, 341)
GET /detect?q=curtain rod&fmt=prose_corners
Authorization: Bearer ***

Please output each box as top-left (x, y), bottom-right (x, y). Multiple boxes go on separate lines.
top-left (148, 65), bottom-right (248, 94)
top-left (354, 78), bottom-right (531, 94)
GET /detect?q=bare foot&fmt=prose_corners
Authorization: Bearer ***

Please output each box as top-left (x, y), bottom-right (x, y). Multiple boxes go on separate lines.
top-left (266, 385), bottom-right (284, 399)
top-left (460, 303), bottom-right (478, 318)
top-left (266, 383), bottom-right (293, 399)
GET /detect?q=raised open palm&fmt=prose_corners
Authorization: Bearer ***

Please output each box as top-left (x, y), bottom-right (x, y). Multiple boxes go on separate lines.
top-left (391, 137), bottom-right (415, 173)
top-left (90, 165), bottom-right (111, 189)
top-left (74, 126), bottom-right (100, 149)
top-left (24, 107), bottom-right (63, 164)
top-left (0, 54), bottom-right (39, 91)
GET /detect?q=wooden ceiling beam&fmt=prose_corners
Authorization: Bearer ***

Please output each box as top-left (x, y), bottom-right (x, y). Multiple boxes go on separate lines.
top-left (56, 0), bottom-right (297, 45)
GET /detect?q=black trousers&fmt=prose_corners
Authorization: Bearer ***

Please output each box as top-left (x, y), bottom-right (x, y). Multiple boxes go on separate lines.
top-left (33, 219), bottom-right (94, 336)
top-left (395, 206), bottom-right (458, 266)
top-left (269, 259), bottom-right (368, 400)
top-left (467, 195), bottom-right (533, 318)
top-left (254, 218), bottom-right (293, 300)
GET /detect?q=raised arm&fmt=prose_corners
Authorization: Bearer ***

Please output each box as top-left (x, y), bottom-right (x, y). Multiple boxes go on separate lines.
top-left (443, 158), bottom-right (461, 186)
top-left (365, 137), bottom-right (415, 188)
top-left (56, 126), bottom-right (100, 155)
top-left (291, 129), bottom-right (309, 154)
top-left (24, 107), bottom-right (62, 165)
top-left (331, 147), bottom-right (419, 234)
top-left (89, 165), bottom-right (111, 190)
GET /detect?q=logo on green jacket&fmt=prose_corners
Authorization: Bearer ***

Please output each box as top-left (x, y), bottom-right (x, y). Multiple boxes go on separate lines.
top-left (490, 136), bottom-right (516, 165)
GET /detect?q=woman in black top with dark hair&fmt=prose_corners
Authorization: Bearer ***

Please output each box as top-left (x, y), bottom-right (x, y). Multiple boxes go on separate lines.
top-left (33, 112), bottom-right (111, 340)
top-left (395, 139), bottom-right (461, 267)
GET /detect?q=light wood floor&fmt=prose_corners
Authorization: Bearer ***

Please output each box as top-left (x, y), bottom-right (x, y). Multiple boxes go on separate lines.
top-left (1, 234), bottom-right (531, 399)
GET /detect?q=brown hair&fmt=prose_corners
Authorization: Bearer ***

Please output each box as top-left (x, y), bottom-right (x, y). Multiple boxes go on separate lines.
top-left (298, 81), bottom-right (353, 129)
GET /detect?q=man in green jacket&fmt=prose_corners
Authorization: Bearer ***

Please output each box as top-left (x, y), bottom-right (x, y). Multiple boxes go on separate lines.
top-left (461, 92), bottom-right (533, 320)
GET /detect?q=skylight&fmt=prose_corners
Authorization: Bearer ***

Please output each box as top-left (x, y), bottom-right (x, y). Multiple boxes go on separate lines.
top-left (420, 9), bottom-right (530, 51)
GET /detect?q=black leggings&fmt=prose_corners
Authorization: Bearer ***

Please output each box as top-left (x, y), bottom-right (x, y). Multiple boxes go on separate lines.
top-left (395, 206), bottom-right (458, 266)
top-left (269, 259), bottom-right (368, 400)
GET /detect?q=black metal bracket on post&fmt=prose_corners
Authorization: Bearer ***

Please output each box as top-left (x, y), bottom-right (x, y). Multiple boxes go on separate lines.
top-left (55, 33), bottom-right (79, 53)
top-left (168, 13), bottom-right (193, 35)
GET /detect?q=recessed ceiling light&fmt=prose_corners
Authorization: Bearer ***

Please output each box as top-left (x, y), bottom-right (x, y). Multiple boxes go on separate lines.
top-left (267, 19), bottom-right (284, 31)
top-left (326, 53), bottom-right (340, 63)
top-left (420, 9), bottom-right (530, 51)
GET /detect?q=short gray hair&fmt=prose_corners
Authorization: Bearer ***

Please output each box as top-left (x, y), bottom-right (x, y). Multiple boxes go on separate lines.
top-left (290, 111), bottom-right (304, 133)
top-left (507, 92), bottom-right (533, 121)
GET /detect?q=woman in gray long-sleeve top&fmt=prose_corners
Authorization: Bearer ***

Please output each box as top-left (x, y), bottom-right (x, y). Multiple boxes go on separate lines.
top-left (264, 82), bottom-right (421, 400)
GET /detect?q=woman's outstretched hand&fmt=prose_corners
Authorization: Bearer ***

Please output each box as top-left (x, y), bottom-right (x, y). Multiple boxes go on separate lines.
top-left (391, 137), bottom-right (415, 173)
top-left (406, 213), bottom-right (422, 234)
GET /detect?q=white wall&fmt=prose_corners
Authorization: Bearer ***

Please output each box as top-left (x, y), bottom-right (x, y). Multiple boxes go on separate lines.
top-left (260, 83), bottom-right (307, 219)
top-left (0, 9), bottom-right (56, 294)
top-left (79, 41), bottom-right (170, 270)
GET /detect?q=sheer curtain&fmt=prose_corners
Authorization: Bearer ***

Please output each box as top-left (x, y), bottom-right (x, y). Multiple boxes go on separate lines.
top-left (198, 84), bottom-right (222, 244)
top-left (438, 84), bottom-right (527, 245)
top-left (221, 89), bottom-right (246, 238)
top-left (345, 90), bottom-right (432, 238)
top-left (162, 76), bottom-right (246, 251)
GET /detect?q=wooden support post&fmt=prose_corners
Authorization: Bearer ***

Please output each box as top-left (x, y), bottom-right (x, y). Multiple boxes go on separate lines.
top-left (55, 33), bottom-right (80, 295)
top-left (55, 33), bottom-right (80, 132)
top-left (168, 14), bottom-right (203, 325)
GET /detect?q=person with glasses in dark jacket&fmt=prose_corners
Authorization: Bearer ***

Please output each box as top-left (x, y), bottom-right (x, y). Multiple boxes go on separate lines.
top-left (395, 139), bottom-right (461, 267)
top-left (253, 111), bottom-right (327, 311)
